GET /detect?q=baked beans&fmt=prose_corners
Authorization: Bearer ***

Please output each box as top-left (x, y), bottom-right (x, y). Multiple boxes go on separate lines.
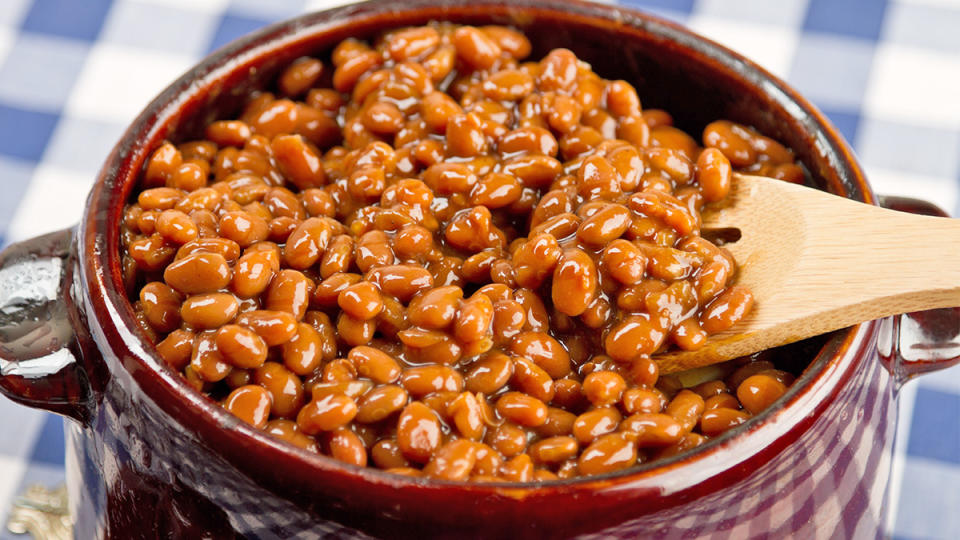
top-left (123, 23), bottom-right (807, 481)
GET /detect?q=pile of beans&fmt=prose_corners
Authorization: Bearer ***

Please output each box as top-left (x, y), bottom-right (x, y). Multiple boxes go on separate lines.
top-left (122, 23), bottom-right (805, 481)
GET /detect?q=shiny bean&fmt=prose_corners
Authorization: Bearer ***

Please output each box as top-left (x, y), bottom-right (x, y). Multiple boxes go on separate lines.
top-left (495, 392), bottom-right (548, 427)
top-left (282, 323), bottom-right (324, 375)
top-left (736, 374), bottom-right (788, 414)
top-left (297, 394), bottom-right (358, 434)
top-left (551, 248), bottom-right (597, 316)
top-left (181, 293), bottom-right (240, 329)
top-left (140, 282), bottom-right (181, 332)
top-left (356, 385), bottom-right (409, 423)
top-left (223, 385), bottom-right (272, 428)
top-left (164, 252), bottom-right (231, 294)
top-left (578, 433), bottom-right (636, 476)
top-left (401, 365), bottom-right (464, 397)
top-left (423, 439), bottom-right (477, 481)
top-left (572, 408), bottom-right (622, 445)
top-left (349, 346), bottom-right (402, 384)
top-left (396, 402), bottom-right (442, 463)
top-left (265, 269), bottom-right (313, 320)
top-left (254, 362), bottom-right (305, 418)
top-left (216, 324), bottom-right (268, 369)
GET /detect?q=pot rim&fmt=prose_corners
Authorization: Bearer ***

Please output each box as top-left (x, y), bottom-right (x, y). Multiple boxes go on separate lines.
top-left (77, 0), bottom-right (874, 495)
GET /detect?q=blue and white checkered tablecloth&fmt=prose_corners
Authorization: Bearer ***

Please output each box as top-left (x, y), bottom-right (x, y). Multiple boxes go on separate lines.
top-left (0, 0), bottom-right (957, 538)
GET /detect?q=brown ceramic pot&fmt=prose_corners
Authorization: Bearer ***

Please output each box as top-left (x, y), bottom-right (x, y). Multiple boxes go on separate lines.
top-left (1, 1), bottom-right (958, 538)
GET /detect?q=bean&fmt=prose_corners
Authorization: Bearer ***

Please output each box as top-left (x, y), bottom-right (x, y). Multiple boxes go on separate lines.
top-left (552, 248), bottom-right (597, 317)
top-left (297, 394), bottom-right (358, 435)
top-left (138, 187), bottom-right (184, 211)
top-left (176, 237), bottom-right (240, 262)
top-left (537, 407), bottom-right (577, 438)
top-left (601, 240), bottom-right (647, 285)
top-left (328, 428), bottom-right (368, 467)
top-left (528, 437), bottom-right (578, 467)
top-left (284, 217), bottom-right (332, 269)
top-left (577, 203), bottom-right (632, 246)
top-left (696, 147), bottom-right (732, 202)
top-left (265, 269), bottom-right (313, 320)
top-left (604, 314), bottom-right (668, 361)
top-left (279, 57), bottom-right (323, 97)
top-left (365, 265), bottom-right (434, 302)
top-left (140, 282), bottom-right (181, 332)
top-left (699, 407), bottom-right (751, 436)
top-left (447, 392), bottom-right (484, 441)
top-left (253, 362), bottom-right (305, 418)
top-left (349, 346), bottom-right (402, 384)
top-left (338, 281), bottom-right (384, 320)
top-left (216, 325), bottom-right (268, 369)
top-left (235, 310), bottom-right (298, 346)
top-left (423, 439), bottom-right (477, 481)
top-left (502, 154), bottom-right (561, 189)
top-left (703, 120), bottom-right (756, 168)
top-left (155, 210), bottom-right (198, 245)
top-left (181, 293), bottom-right (240, 329)
top-left (495, 392), bottom-right (548, 427)
top-left (578, 433), bottom-right (636, 476)
top-left (736, 374), bottom-right (788, 414)
top-left (512, 233), bottom-right (561, 289)
top-left (320, 235), bottom-right (354, 278)
top-left (282, 323), bottom-right (324, 375)
top-left (387, 26), bottom-right (439, 61)
top-left (313, 273), bottom-right (362, 308)
top-left (572, 408), bottom-right (622, 445)
top-left (511, 355), bottom-right (555, 403)
top-left (453, 293), bottom-right (494, 343)
top-left (338, 312), bottom-right (376, 346)
top-left (606, 80), bottom-right (641, 118)
top-left (582, 371), bottom-right (627, 407)
top-left (700, 286), bottom-right (754, 334)
top-left (371, 438), bottom-right (410, 470)
top-left (164, 252), bottom-right (231, 294)
top-left (705, 392), bottom-right (741, 411)
top-left (145, 143), bottom-right (183, 186)
top-left (622, 387), bottom-right (665, 415)
top-left (396, 402), bottom-right (442, 463)
top-left (356, 385), bottom-right (409, 423)
top-left (482, 69), bottom-right (534, 101)
top-left (401, 365), bottom-right (464, 397)
top-left (356, 230), bottom-right (395, 272)
top-left (480, 26), bottom-right (530, 58)
top-left (408, 286), bottom-right (463, 329)
top-left (464, 353), bottom-right (514, 394)
top-left (452, 27), bottom-right (501, 69)
top-left (223, 385), bottom-right (272, 428)
top-left (156, 329), bottom-right (194, 370)
top-left (487, 423), bottom-right (528, 458)
top-left (190, 330), bottom-right (231, 382)
top-left (500, 453), bottom-right (534, 482)
top-left (510, 332), bottom-right (571, 378)
top-left (232, 250), bottom-right (276, 298)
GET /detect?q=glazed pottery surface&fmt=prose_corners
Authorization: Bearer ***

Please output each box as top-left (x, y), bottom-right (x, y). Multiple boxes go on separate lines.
top-left (1, 1), bottom-right (958, 538)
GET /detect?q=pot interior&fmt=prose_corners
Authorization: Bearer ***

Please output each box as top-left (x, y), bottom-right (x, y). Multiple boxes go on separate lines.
top-left (100, 0), bottom-right (866, 487)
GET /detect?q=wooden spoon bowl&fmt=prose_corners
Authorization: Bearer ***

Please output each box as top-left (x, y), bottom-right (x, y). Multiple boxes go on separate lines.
top-left (656, 173), bottom-right (960, 373)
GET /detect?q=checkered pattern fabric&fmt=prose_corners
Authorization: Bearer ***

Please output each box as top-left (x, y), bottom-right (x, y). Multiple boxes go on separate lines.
top-left (0, 1), bottom-right (957, 538)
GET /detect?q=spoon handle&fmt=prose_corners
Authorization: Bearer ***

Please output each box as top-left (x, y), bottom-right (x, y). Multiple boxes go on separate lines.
top-left (770, 184), bottom-right (960, 318)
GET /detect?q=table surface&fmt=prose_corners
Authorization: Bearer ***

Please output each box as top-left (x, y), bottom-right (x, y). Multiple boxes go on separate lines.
top-left (0, 0), bottom-right (958, 538)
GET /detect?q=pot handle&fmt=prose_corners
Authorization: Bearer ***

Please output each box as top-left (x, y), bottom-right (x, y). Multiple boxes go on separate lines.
top-left (0, 228), bottom-right (93, 424)
top-left (877, 196), bottom-right (960, 383)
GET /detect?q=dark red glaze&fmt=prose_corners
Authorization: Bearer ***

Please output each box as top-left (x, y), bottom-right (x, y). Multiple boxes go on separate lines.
top-left (0, 1), bottom-right (958, 537)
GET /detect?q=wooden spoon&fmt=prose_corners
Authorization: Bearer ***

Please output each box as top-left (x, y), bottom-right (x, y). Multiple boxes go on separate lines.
top-left (655, 173), bottom-right (960, 374)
